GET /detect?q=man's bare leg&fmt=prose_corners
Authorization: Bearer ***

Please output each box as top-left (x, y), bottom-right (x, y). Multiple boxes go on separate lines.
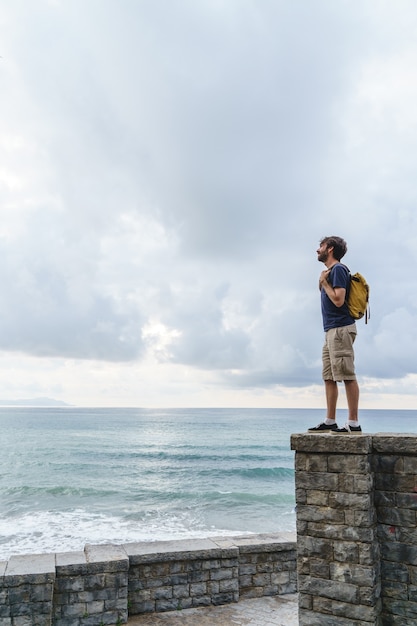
top-left (345, 379), bottom-right (359, 422)
top-left (325, 380), bottom-right (338, 421)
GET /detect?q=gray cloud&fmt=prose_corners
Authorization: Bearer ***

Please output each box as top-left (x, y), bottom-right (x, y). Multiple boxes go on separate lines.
top-left (0, 0), bottom-right (417, 401)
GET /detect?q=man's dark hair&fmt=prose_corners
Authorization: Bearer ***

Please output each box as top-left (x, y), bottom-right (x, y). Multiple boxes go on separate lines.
top-left (320, 236), bottom-right (348, 261)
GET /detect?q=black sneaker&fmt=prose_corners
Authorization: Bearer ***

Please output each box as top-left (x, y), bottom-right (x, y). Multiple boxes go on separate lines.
top-left (308, 422), bottom-right (338, 433)
top-left (332, 423), bottom-right (362, 435)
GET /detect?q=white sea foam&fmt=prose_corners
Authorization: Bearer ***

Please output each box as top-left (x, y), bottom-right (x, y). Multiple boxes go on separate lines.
top-left (0, 508), bottom-right (249, 560)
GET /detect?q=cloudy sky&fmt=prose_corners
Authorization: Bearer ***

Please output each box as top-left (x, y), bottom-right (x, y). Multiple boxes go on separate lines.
top-left (0, 0), bottom-right (416, 408)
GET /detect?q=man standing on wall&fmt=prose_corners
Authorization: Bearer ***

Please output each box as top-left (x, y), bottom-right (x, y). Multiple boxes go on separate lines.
top-left (308, 236), bottom-right (362, 434)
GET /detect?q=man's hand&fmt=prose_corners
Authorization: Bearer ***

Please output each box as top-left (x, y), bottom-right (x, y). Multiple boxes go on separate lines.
top-left (320, 269), bottom-right (346, 307)
top-left (319, 269), bottom-right (331, 290)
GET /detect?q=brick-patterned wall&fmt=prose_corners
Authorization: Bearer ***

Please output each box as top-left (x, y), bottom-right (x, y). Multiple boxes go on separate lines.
top-left (125, 534), bottom-right (297, 615)
top-left (373, 435), bottom-right (417, 626)
top-left (125, 538), bottom-right (240, 614)
top-left (53, 544), bottom-right (129, 626)
top-left (292, 432), bottom-right (417, 626)
top-left (229, 536), bottom-right (297, 599)
top-left (1, 553), bottom-right (55, 626)
top-left (0, 533), bottom-right (296, 625)
top-left (292, 434), bottom-right (380, 626)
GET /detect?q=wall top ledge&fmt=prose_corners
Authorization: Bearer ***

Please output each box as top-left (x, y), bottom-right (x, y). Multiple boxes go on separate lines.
top-left (6, 552), bottom-right (56, 576)
top-left (1, 535), bottom-right (297, 575)
top-left (371, 433), bottom-right (417, 454)
top-left (122, 533), bottom-right (298, 564)
top-left (55, 550), bottom-right (87, 576)
top-left (85, 542), bottom-right (129, 563)
top-left (124, 537), bottom-right (238, 564)
top-left (212, 533), bottom-right (297, 552)
top-left (84, 543), bottom-right (129, 573)
top-left (291, 432), bottom-right (417, 454)
top-left (291, 433), bottom-right (372, 453)
top-left (56, 551), bottom-right (86, 568)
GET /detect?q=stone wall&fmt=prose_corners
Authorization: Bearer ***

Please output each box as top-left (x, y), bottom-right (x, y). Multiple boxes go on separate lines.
top-left (373, 435), bottom-right (417, 625)
top-left (292, 432), bottom-right (417, 626)
top-left (126, 538), bottom-right (240, 614)
top-left (0, 533), bottom-right (296, 626)
top-left (53, 544), bottom-right (129, 626)
top-left (1, 553), bottom-right (55, 626)
top-left (216, 535), bottom-right (297, 599)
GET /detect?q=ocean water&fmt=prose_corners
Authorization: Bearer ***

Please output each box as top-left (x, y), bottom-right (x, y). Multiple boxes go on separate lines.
top-left (0, 407), bottom-right (416, 560)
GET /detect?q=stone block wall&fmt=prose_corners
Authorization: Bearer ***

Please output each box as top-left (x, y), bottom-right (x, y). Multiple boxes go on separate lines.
top-left (292, 434), bottom-right (380, 626)
top-left (0, 533), bottom-right (296, 625)
top-left (53, 544), bottom-right (129, 626)
top-left (125, 538), bottom-right (239, 614)
top-left (373, 435), bottom-right (417, 626)
top-left (215, 535), bottom-right (297, 599)
top-left (125, 534), bottom-right (297, 615)
top-left (292, 432), bottom-right (417, 626)
top-left (1, 553), bottom-right (55, 626)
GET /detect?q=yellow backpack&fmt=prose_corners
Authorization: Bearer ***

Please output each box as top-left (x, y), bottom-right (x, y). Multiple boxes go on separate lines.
top-left (347, 272), bottom-right (370, 323)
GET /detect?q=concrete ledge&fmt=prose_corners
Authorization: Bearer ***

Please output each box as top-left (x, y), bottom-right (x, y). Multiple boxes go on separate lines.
top-left (5, 552), bottom-right (56, 583)
top-left (85, 542), bottom-right (130, 570)
top-left (124, 537), bottom-right (237, 564)
top-left (212, 532), bottom-right (297, 552)
top-left (291, 433), bottom-right (372, 453)
top-left (292, 432), bottom-right (417, 456)
top-left (55, 550), bottom-right (87, 575)
top-left (371, 433), bottom-right (417, 454)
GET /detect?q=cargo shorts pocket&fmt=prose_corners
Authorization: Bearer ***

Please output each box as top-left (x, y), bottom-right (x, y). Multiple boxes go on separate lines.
top-left (330, 327), bottom-right (356, 380)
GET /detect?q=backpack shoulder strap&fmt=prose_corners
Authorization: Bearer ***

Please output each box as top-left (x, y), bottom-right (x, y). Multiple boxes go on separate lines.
top-left (335, 263), bottom-right (351, 303)
top-left (338, 262), bottom-right (351, 275)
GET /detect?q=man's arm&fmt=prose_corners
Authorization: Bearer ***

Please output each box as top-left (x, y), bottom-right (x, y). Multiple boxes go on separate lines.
top-left (319, 269), bottom-right (346, 307)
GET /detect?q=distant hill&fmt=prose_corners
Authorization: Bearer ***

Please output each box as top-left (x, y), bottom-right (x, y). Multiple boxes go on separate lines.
top-left (0, 397), bottom-right (73, 407)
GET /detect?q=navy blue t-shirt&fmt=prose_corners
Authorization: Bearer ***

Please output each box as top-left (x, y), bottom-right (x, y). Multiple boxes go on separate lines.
top-left (321, 263), bottom-right (355, 331)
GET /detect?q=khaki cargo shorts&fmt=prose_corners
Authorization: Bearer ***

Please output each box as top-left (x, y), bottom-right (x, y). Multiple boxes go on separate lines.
top-left (322, 323), bottom-right (357, 382)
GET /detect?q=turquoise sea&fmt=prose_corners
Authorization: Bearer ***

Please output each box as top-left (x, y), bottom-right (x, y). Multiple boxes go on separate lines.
top-left (0, 407), bottom-right (416, 559)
